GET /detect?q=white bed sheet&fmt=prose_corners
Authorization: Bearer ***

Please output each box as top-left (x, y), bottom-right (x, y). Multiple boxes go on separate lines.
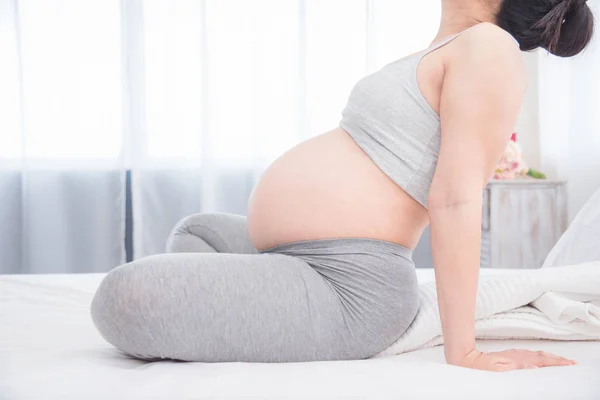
top-left (1, 270), bottom-right (599, 400)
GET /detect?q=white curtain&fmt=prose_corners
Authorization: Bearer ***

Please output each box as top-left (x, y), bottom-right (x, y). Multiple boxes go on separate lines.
top-left (0, 0), bottom-right (125, 273)
top-left (538, 0), bottom-right (600, 221)
top-left (130, 0), bottom-right (441, 258)
top-left (0, 0), bottom-right (440, 273)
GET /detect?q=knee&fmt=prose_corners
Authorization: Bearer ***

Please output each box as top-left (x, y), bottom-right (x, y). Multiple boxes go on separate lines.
top-left (166, 213), bottom-right (219, 253)
top-left (90, 261), bottom-right (156, 358)
top-left (166, 212), bottom-right (249, 253)
top-left (168, 213), bottom-right (212, 238)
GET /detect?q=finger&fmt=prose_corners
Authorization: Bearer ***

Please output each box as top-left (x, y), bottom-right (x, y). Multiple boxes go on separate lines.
top-left (534, 355), bottom-right (576, 368)
top-left (514, 350), bottom-right (574, 366)
top-left (537, 351), bottom-right (577, 364)
top-left (536, 350), bottom-right (561, 359)
top-left (535, 351), bottom-right (577, 364)
top-left (521, 364), bottom-right (539, 370)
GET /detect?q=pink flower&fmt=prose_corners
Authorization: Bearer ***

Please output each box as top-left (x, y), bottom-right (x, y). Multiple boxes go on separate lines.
top-left (493, 135), bottom-right (529, 180)
top-left (493, 169), bottom-right (516, 180)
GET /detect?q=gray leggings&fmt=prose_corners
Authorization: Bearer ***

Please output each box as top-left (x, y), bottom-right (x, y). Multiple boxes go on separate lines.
top-left (91, 213), bottom-right (419, 362)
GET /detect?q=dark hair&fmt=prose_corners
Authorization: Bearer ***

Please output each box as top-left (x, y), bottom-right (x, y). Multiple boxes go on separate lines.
top-left (496, 0), bottom-right (595, 57)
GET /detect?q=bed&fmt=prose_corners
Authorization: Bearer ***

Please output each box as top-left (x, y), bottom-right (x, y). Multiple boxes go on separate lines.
top-left (1, 270), bottom-right (599, 400)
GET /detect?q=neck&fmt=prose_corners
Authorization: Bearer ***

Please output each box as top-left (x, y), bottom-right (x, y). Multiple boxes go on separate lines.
top-left (436, 0), bottom-right (499, 42)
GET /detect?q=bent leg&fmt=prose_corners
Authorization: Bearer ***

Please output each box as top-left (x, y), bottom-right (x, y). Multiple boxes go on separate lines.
top-left (90, 252), bottom-right (355, 362)
top-left (166, 213), bottom-right (257, 254)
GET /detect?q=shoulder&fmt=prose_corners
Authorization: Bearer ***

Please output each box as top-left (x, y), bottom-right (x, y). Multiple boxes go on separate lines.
top-left (463, 22), bottom-right (520, 51)
top-left (447, 22), bottom-right (526, 92)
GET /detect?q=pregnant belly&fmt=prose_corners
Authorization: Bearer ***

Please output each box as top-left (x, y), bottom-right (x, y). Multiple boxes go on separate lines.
top-left (247, 128), bottom-right (429, 251)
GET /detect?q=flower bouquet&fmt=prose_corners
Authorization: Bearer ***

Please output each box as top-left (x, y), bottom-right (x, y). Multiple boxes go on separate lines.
top-left (493, 133), bottom-right (546, 180)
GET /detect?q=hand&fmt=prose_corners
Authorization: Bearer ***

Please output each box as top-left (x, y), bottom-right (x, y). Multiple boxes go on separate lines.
top-left (448, 348), bottom-right (577, 372)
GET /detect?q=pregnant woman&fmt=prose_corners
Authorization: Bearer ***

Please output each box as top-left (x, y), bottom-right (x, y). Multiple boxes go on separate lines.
top-left (92, 0), bottom-right (594, 371)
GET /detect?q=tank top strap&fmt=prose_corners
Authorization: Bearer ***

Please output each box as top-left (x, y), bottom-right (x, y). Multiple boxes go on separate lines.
top-left (420, 23), bottom-right (520, 59)
top-left (419, 24), bottom-right (478, 59)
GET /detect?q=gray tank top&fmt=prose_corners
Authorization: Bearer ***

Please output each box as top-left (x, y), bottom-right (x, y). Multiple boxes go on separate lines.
top-left (339, 30), bottom-right (471, 209)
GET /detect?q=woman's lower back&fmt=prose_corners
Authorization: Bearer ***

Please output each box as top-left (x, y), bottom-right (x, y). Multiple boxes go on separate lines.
top-left (247, 128), bottom-right (429, 251)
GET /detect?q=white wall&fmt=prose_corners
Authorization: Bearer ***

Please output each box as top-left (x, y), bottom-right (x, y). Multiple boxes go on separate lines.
top-left (515, 51), bottom-right (541, 170)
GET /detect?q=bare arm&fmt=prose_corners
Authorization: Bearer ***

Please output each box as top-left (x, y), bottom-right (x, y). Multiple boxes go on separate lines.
top-left (429, 25), bottom-right (576, 371)
top-left (429, 25), bottom-right (525, 367)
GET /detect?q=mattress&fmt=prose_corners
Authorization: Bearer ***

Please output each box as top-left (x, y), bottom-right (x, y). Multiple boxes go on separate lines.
top-left (1, 270), bottom-right (599, 400)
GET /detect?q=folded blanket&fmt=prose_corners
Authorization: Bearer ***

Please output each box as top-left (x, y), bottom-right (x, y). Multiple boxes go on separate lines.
top-left (376, 262), bottom-right (600, 357)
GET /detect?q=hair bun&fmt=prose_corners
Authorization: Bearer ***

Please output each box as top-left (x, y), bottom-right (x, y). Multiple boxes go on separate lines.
top-left (534, 0), bottom-right (592, 56)
top-left (497, 0), bottom-right (595, 58)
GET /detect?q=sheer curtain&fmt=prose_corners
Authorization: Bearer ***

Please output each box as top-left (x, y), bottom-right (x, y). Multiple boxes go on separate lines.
top-left (131, 0), bottom-right (441, 258)
top-left (538, 0), bottom-right (600, 221)
top-left (0, 0), bottom-right (441, 273)
top-left (0, 0), bottom-right (125, 273)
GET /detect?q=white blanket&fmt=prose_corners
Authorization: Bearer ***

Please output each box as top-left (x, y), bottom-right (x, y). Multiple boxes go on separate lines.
top-left (377, 262), bottom-right (600, 356)
top-left (3, 271), bottom-right (600, 400)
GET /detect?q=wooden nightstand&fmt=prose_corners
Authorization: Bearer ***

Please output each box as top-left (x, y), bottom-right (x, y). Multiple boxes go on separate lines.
top-left (481, 179), bottom-right (568, 269)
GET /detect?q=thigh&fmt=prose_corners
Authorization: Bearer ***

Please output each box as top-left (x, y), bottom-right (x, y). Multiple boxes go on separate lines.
top-left (91, 252), bottom-right (352, 362)
top-left (166, 213), bottom-right (257, 254)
